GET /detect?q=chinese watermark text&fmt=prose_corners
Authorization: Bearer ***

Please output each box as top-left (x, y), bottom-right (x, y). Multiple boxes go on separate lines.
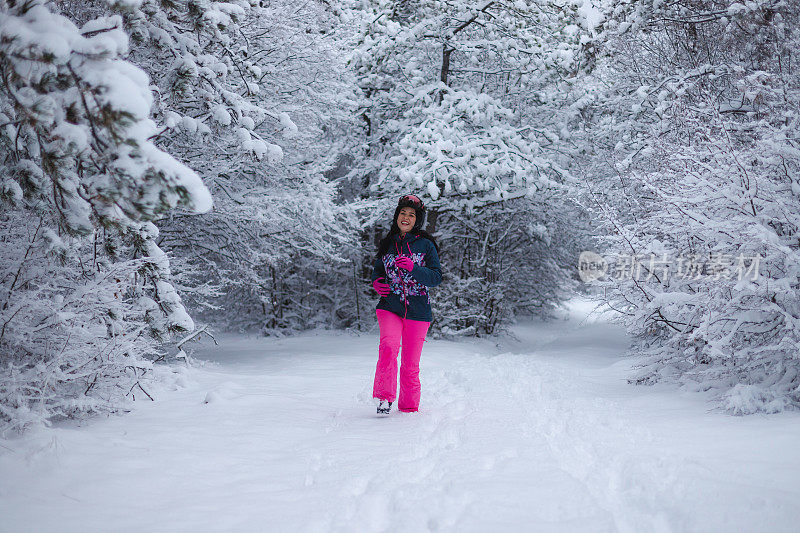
top-left (578, 251), bottom-right (762, 283)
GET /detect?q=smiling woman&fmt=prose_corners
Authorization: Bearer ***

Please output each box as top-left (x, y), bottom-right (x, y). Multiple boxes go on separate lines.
top-left (397, 206), bottom-right (416, 235)
top-left (370, 195), bottom-right (442, 415)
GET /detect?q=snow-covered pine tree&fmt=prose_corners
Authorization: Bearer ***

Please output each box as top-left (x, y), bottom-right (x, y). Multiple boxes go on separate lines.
top-left (345, 0), bottom-right (594, 333)
top-left (583, 0), bottom-right (800, 412)
top-left (116, 0), bottom-right (360, 333)
top-left (0, 0), bottom-right (212, 431)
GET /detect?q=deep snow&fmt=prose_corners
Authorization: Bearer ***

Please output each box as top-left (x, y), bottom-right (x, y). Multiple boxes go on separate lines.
top-left (1, 300), bottom-right (799, 532)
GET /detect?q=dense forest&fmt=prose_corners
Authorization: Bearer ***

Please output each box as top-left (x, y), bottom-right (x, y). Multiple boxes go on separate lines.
top-left (1, 0), bottom-right (798, 430)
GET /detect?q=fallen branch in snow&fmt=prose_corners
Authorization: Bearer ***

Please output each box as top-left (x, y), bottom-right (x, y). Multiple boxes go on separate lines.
top-left (175, 325), bottom-right (217, 360)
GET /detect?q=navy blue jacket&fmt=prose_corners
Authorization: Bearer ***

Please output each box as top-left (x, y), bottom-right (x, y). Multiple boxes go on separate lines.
top-left (371, 233), bottom-right (442, 322)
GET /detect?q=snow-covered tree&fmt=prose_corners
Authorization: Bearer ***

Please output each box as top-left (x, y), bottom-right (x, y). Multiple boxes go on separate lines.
top-left (582, 0), bottom-right (800, 412)
top-left (344, 0), bottom-right (595, 333)
top-left (59, 0), bottom-right (364, 336)
top-left (105, 0), bottom-right (361, 332)
top-left (0, 0), bottom-right (212, 431)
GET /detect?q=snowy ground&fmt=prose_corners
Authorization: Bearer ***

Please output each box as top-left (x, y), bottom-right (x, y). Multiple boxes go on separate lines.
top-left (2, 299), bottom-right (800, 533)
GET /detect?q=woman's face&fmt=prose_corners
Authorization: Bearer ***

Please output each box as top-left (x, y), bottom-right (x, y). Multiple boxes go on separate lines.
top-left (397, 207), bottom-right (416, 234)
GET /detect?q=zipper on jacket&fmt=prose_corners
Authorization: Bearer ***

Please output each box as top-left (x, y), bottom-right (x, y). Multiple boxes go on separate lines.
top-left (396, 237), bottom-right (414, 319)
top-left (405, 241), bottom-right (411, 318)
top-left (396, 239), bottom-right (408, 319)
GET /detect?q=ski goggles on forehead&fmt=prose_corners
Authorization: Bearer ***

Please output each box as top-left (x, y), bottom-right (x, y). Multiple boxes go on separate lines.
top-left (399, 194), bottom-right (424, 209)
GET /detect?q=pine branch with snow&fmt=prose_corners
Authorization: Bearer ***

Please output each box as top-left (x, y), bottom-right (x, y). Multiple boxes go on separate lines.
top-left (0, 0), bottom-right (212, 431)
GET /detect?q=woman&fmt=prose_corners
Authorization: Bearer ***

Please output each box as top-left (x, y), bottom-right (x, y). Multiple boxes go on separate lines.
top-left (371, 194), bottom-right (442, 415)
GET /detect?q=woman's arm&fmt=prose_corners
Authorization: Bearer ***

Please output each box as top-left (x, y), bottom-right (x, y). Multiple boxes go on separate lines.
top-left (410, 240), bottom-right (442, 287)
top-left (371, 254), bottom-right (386, 282)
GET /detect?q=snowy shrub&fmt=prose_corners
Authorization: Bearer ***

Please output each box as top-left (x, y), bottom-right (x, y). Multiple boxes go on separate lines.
top-left (583, 0), bottom-right (800, 412)
top-left (0, 211), bottom-right (163, 430)
top-left (430, 196), bottom-right (584, 336)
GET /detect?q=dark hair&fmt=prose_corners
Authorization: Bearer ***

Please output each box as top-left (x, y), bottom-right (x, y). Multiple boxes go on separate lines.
top-left (376, 228), bottom-right (439, 259)
top-left (376, 201), bottom-right (440, 259)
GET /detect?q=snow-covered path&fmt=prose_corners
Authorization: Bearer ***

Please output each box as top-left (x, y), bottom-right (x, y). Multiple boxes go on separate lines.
top-left (2, 302), bottom-right (800, 532)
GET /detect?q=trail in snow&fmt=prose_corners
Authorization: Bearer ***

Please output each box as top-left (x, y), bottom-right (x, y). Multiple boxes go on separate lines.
top-left (1, 300), bottom-right (799, 532)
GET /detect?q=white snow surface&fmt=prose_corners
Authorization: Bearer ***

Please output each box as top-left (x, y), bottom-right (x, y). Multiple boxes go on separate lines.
top-left (1, 299), bottom-right (799, 532)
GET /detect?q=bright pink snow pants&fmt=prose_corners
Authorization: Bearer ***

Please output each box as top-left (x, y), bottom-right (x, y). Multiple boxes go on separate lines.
top-left (373, 309), bottom-right (431, 412)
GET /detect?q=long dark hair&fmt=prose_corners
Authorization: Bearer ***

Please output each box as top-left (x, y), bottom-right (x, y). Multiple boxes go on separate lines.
top-left (376, 203), bottom-right (440, 259)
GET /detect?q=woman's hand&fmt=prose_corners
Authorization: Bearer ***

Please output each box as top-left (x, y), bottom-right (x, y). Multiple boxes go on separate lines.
top-left (372, 277), bottom-right (390, 297)
top-left (395, 256), bottom-right (414, 271)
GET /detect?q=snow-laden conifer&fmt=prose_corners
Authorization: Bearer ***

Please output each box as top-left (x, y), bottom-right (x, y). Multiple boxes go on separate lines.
top-left (116, 0), bottom-right (359, 332)
top-left (0, 0), bottom-right (212, 431)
